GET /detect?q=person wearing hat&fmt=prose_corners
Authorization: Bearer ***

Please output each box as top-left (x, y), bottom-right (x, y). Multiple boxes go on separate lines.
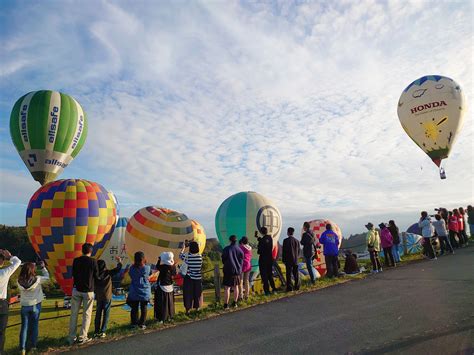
top-left (365, 223), bottom-right (382, 273)
top-left (379, 223), bottom-right (395, 267)
top-left (155, 251), bottom-right (176, 323)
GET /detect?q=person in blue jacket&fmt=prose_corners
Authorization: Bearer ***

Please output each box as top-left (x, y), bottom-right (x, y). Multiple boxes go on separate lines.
top-left (318, 224), bottom-right (340, 278)
top-left (126, 251), bottom-right (151, 330)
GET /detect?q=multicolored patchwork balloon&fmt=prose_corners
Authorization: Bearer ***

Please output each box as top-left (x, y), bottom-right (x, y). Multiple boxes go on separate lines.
top-left (26, 179), bottom-right (117, 295)
top-left (303, 219), bottom-right (342, 277)
top-left (100, 217), bottom-right (131, 270)
top-left (215, 191), bottom-right (282, 263)
top-left (125, 206), bottom-right (205, 264)
top-left (397, 75), bottom-right (466, 170)
top-left (10, 90), bottom-right (88, 185)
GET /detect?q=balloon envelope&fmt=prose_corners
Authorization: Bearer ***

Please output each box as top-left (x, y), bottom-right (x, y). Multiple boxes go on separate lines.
top-left (215, 191), bottom-right (282, 261)
top-left (397, 75), bottom-right (465, 167)
top-left (26, 179), bottom-right (117, 295)
top-left (125, 206), bottom-right (205, 264)
top-left (10, 90), bottom-right (88, 185)
top-left (303, 219), bottom-right (342, 277)
top-left (100, 217), bottom-right (131, 269)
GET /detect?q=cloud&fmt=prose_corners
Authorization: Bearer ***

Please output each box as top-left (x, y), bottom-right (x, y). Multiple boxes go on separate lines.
top-left (0, 0), bottom-right (472, 237)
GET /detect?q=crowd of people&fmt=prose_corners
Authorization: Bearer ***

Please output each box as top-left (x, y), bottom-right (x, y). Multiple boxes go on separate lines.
top-left (0, 205), bottom-right (472, 353)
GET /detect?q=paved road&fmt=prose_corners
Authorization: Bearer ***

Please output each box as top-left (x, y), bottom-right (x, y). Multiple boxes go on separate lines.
top-left (71, 247), bottom-right (474, 354)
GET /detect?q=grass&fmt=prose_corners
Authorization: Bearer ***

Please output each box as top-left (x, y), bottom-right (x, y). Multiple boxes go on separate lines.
top-left (4, 253), bottom-right (430, 354)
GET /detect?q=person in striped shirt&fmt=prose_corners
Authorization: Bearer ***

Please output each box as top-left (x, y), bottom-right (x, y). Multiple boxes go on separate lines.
top-left (180, 241), bottom-right (203, 314)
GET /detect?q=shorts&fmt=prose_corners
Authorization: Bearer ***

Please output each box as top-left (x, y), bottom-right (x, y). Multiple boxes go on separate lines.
top-left (223, 273), bottom-right (241, 287)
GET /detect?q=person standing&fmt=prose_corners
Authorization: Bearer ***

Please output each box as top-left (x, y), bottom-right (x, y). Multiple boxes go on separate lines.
top-left (127, 251), bottom-right (151, 330)
top-left (282, 227), bottom-right (301, 291)
top-left (379, 223), bottom-right (395, 267)
top-left (179, 241), bottom-right (203, 314)
top-left (418, 211), bottom-right (436, 260)
top-left (93, 257), bottom-right (122, 338)
top-left (155, 252), bottom-right (176, 323)
top-left (318, 224), bottom-right (340, 278)
top-left (300, 222), bottom-right (317, 284)
top-left (432, 214), bottom-right (453, 255)
top-left (257, 227), bottom-right (276, 295)
top-left (17, 261), bottom-right (49, 354)
top-left (0, 250), bottom-right (21, 353)
top-left (365, 223), bottom-right (382, 273)
top-left (456, 208), bottom-right (468, 246)
top-left (388, 220), bottom-right (401, 263)
top-left (239, 237), bottom-right (252, 300)
top-left (448, 211), bottom-right (460, 249)
top-left (222, 235), bottom-right (244, 309)
top-left (467, 205), bottom-right (474, 238)
top-left (69, 243), bottom-right (100, 344)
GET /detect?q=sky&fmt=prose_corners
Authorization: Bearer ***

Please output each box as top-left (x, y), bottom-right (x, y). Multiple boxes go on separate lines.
top-left (0, 0), bottom-right (473, 239)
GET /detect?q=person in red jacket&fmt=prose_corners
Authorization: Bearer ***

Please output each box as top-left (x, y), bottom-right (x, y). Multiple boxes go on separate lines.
top-left (448, 211), bottom-right (460, 249)
top-left (454, 209), bottom-right (466, 247)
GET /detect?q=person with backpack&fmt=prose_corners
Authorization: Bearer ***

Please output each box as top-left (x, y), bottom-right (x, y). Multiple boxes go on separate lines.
top-left (318, 224), bottom-right (340, 278)
top-left (222, 235), bottom-right (244, 308)
top-left (282, 227), bottom-right (301, 291)
top-left (301, 222), bottom-right (317, 284)
top-left (69, 243), bottom-right (101, 344)
top-left (127, 251), bottom-right (151, 330)
top-left (388, 220), bottom-right (401, 263)
top-left (379, 223), bottom-right (395, 267)
top-left (0, 249), bottom-right (21, 353)
top-left (179, 241), bottom-right (203, 314)
top-left (155, 252), bottom-right (176, 323)
top-left (17, 261), bottom-right (49, 354)
top-left (239, 237), bottom-right (252, 300)
top-left (93, 257), bottom-right (123, 338)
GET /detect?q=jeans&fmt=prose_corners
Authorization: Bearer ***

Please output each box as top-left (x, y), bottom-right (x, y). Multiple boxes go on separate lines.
top-left (383, 247), bottom-right (395, 267)
top-left (69, 289), bottom-right (94, 342)
top-left (20, 303), bottom-right (42, 350)
top-left (304, 256), bottom-right (316, 283)
top-left (469, 224), bottom-right (474, 238)
top-left (259, 260), bottom-right (276, 294)
top-left (0, 300), bottom-right (9, 353)
top-left (438, 235), bottom-right (453, 254)
top-left (369, 250), bottom-right (381, 271)
top-left (325, 255), bottom-right (339, 278)
top-left (392, 244), bottom-right (401, 262)
top-left (94, 299), bottom-right (111, 334)
top-left (423, 237), bottom-right (436, 259)
top-left (284, 263), bottom-right (299, 291)
top-left (128, 300), bottom-right (147, 326)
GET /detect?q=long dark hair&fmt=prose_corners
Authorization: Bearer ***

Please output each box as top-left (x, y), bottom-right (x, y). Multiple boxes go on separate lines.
top-left (18, 262), bottom-right (36, 284)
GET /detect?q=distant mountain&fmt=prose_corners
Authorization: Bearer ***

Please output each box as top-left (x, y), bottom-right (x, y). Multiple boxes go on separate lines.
top-left (341, 232), bottom-right (367, 253)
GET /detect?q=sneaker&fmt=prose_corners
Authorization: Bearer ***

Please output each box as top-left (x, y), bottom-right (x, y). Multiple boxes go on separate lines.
top-left (223, 303), bottom-right (229, 310)
top-left (99, 332), bottom-right (106, 338)
top-left (77, 337), bottom-right (92, 344)
top-left (139, 325), bottom-right (146, 330)
top-left (430, 257), bottom-right (437, 260)
top-left (231, 301), bottom-right (238, 309)
top-left (68, 337), bottom-right (77, 346)
top-left (93, 333), bottom-right (100, 339)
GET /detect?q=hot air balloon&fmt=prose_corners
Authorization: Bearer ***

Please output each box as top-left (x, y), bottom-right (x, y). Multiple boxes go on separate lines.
top-left (26, 179), bottom-right (117, 295)
top-left (215, 191), bottom-right (282, 264)
top-left (302, 219), bottom-right (342, 277)
top-left (397, 75), bottom-right (466, 179)
top-left (100, 217), bottom-right (131, 269)
top-left (125, 207), bottom-right (206, 264)
top-left (10, 90), bottom-right (88, 185)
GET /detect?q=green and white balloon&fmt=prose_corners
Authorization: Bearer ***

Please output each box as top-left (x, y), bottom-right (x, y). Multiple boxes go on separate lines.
top-left (9, 90), bottom-right (88, 185)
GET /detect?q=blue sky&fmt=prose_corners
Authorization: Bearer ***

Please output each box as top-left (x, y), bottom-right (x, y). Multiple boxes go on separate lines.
top-left (0, 0), bottom-right (472, 237)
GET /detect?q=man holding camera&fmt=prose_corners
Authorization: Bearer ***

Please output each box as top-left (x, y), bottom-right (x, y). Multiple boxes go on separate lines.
top-left (0, 249), bottom-right (21, 353)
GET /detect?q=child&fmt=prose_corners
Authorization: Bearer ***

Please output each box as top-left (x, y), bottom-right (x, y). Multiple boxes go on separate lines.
top-left (343, 250), bottom-right (360, 275)
top-left (154, 252), bottom-right (176, 323)
top-left (94, 257), bottom-right (122, 338)
top-left (17, 261), bottom-right (49, 354)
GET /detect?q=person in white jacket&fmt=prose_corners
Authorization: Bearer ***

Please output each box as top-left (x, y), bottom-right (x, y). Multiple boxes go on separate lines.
top-left (17, 261), bottom-right (49, 354)
top-left (0, 249), bottom-right (21, 353)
